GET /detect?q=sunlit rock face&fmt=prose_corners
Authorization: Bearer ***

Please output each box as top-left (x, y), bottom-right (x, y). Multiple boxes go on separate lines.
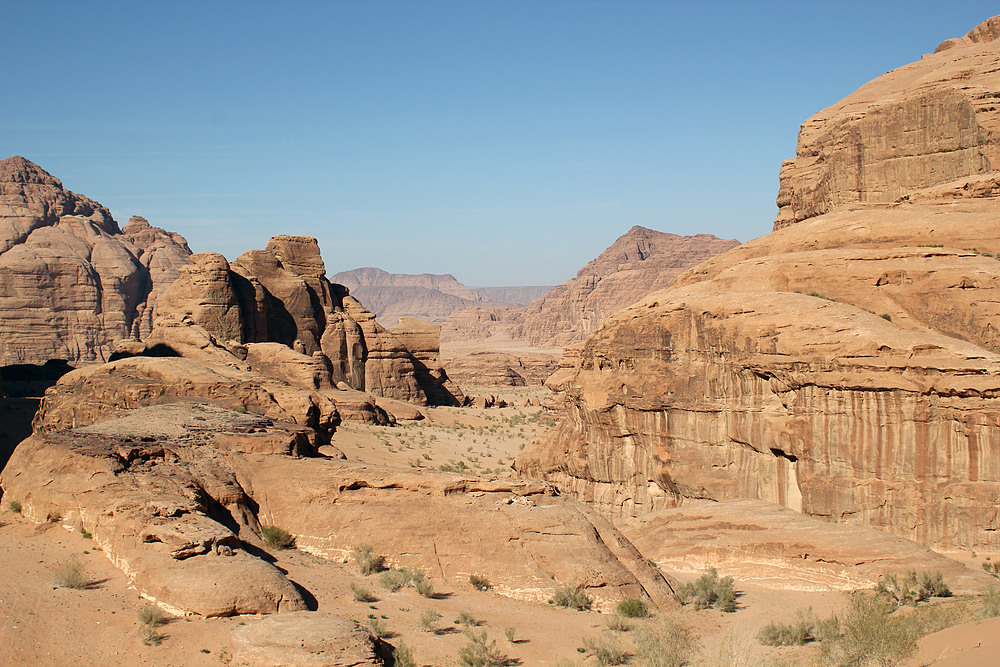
top-left (517, 16), bottom-right (1000, 552)
top-left (0, 157), bottom-right (191, 365)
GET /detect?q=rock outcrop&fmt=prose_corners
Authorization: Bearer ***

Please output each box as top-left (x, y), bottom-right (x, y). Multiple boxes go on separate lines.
top-left (0, 157), bottom-right (191, 365)
top-left (229, 612), bottom-right (388, 667)
top-left (444, 352), bottom-right (559, 387)
top-left (443, 227), bottom-right (740, 348)
top-left (517, 17), bottom-right (1000, 552)
top-left (774, 17), bottom-right (1000, 228)
top-left (156, 238), bottom-right (463, 406)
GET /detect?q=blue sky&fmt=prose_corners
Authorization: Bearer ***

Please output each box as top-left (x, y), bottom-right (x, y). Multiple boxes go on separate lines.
top-left (2, 1), bottom-right (997, 285)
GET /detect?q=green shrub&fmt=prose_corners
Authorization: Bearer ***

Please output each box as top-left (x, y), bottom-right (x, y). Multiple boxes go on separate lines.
top-left (379, 566), bottom-right (426, 592)
top-left (261, 525), bottom-right (294, 550)
top-left (606, 614), bottom-right (631, 632)
top-left (822, 593), bottom-right (917, 667)
top-left (367, 617), bottom-right (390, 638)
top-left (880, 313), bottom-right (892, 322)
top-left (80, 527), bottom-right (92, 540)
top-left (470, 573), bottom-right (493, 591)
top-left (874, 570), bottom-right (951, 607)
top-left (982, 558), bottom-right (1000, 576)
top-left (758, 618), bottom-right (811, 646)
top-left (583, 634), bottom-right (628, 666)
top-left (456, 609), bottom-right (478, 627)
top-left (616, 598), bottom-right (648, 618)
top-left (633, 613), bottom-right (699, 667)
top-left (414, 577), bottom-right (434, 598)
top-left (550, 582), bottom-right (593, 611)
top-left (675, 567), bottom-right (737, 612)
top-left (458, 627), bottom-right (508, 667)
top-left (392, 641), bottom-right (417, 667)
top-left (350, 581), bottom-right (377, 602)
top-left (52, 559), bottom-right (89, 589)
top-left (7, 499), bottom-right (21, 514)
top-left (353, 544), bottom-right (387, 575)
top-left (983, 585), bottom-right (1000, 618)
top-left (419, 609), bottom-right (442, 632)
top-left (138, 603), bottom-right (166, 628)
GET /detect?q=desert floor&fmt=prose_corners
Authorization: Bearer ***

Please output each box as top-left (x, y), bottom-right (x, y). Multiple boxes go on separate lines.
top-left (1, 384), bottom-right (998, 666)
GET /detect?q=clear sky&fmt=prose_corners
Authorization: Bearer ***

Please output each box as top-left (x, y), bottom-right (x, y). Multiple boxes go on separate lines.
top-left (2, 1), bottom-right (997, 286)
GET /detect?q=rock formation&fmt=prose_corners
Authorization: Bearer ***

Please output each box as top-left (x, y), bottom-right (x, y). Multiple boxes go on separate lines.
top-left (775, 16), bottom-right (1000, 229)
top-left (229, 612), bottom-right (389, 667)
top-left (443, 227), bottom-right (740, 348)
top-left (155, 239), bottom-right (464, 406)
top-left (0, 157), bottom-right (192, 365)
top-left (517, 16), bottom-right (1000, 552)
top-left (444, 352), bottom-right (559, 387)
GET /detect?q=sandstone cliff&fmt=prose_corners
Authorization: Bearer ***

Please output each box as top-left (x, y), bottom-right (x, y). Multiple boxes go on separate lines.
top-left (443, 226), bottom-right (740, 348)
top-left (155, 238), bottom-right (464, 406)
top-left (774, 16), bottom-right (1000, 228)
top-left (0, 157), bottom-right (192, 365)
top-left (517, 16), bottom-right (1000, 552)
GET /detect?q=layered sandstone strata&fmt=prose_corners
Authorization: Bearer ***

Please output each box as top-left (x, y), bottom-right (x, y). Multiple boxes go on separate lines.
top-left (0, 157), bottom-right (191, 365)
top-left (517, 17), bottom-right (1000, 551)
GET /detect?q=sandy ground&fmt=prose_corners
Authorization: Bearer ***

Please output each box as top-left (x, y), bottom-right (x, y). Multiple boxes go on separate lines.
top-left (2, 382), bottom-right (997, 666)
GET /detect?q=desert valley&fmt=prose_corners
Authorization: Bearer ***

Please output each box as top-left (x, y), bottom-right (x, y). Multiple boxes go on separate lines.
top-left (4, 14), bottom-right (1000, 667)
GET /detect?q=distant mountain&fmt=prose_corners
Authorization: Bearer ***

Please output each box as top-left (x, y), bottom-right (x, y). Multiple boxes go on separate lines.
top-left (471, 286), bottom-right (555, 306)
top-left (331, 267), bottom-right (537, 327)
top-left (443, 226), bottom-right (741, 347)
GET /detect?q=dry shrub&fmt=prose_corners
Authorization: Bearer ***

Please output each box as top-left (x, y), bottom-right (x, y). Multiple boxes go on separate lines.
top-left (550, 582), bottom-right (593, 611)
top-left (350, 581), bottom-right (377, 602)
top-left (633, 613), bottom-right (699, 667)
top-left (458, 627), bottom-right (508, 667)
top-left (261, 525), bottom-right (294, 550)
top-left (353, 544), bottom-right (387, 575)
top-left (675, 567), bottom-right (736, 612)
top-left (470, 573), bottom-right (493, 591)
top-left (583, 634), bottom-right (628, 666)
top-left (52, 559), bottom-right (89, 589)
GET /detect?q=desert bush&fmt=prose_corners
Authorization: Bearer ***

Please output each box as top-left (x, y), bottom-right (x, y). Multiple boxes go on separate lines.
top-left (393, 641), bottom-right (417, 667)
top-left (138, 603), bottom-right (166, 628)
top-left (379, 566), bottom-right (426, 592)
top-left (583, 634), bottom-right (628, 666)
top-left (550, 581), bottom-right (593, 611)
top-left (350, 581), bottom-right (377, 602)
top-left (52, 559), bottom-right (89, 589)
top-left (353, 544), bottom-right (387, 575)
top-left (470, 573), bottom-right (493, 591)
top-left (983, 585), bottom-right (1000, 618)
top-left (822, 592), bottom-right (917, 667)
top-left (261, 525), bottom-right (294, 550)
top-left (616, 597), bottom-right (648, 618)
top-left (874, 570), bottom-right (950, 607)
top-left (419, 609), bottom-right (442, 632)
top-left (367, 617), bottom-right (390, 638)
top-left (676, 567), bottom-right (737, 612)
top-left (633, 613), bottom-right (700, 667)
top-left (456, 608), bottom-right (478, 627)
top-left (458, 627), bottom-right (508, 667)
top-left (606, 614), bottom-right (631, 632)
top-left (504, 626), bottom-right (516, 643)
top-left (139, 624), bottom-right (163, 646)
top-left (8, 499), bottom-right (21, 514)
top-left (414, 577), bottom-right (434, 598)
top-left (982, 558), bottom-right (1000, 576)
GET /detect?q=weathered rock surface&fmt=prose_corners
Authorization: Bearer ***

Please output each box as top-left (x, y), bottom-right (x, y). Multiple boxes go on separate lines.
top-left (622, 499), bottom-right (994, 593)
top-left (156, 238), bottom-right (463, 406)
top-left (229, 455), bottom-right (678, 610)
top-left (774, 17), bottom-right (1000, 229)
top-left (1, 403), bottom-right (312, 616)
top-left (229, 612), bottom-right (387, 667)
top-left (0, 157), bottom-right (192, 365)
top-left (443, 227), bottom-right (740, 348)
top-left (472, 285), bottom-right (555, 306)
top-left (517, 18), bottom-right (1000, 552)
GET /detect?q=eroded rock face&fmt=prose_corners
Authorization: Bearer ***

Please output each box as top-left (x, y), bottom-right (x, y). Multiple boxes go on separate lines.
top-left (0, 157), bottom-right (192, 365)
top-left (774, 17), bottom-right (1000, 228)
top-left (156, 236), bottom-right (462, 406)
top-left (518, 18), bottom-right (1000, 552)
top-left (443, 227), bottom-right (739, 348)
top-left (444, 352), bottom-right (559, 387)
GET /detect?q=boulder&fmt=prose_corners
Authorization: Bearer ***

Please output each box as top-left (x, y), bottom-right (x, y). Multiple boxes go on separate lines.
top-left (229, 612), bottom-right (387, 667)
